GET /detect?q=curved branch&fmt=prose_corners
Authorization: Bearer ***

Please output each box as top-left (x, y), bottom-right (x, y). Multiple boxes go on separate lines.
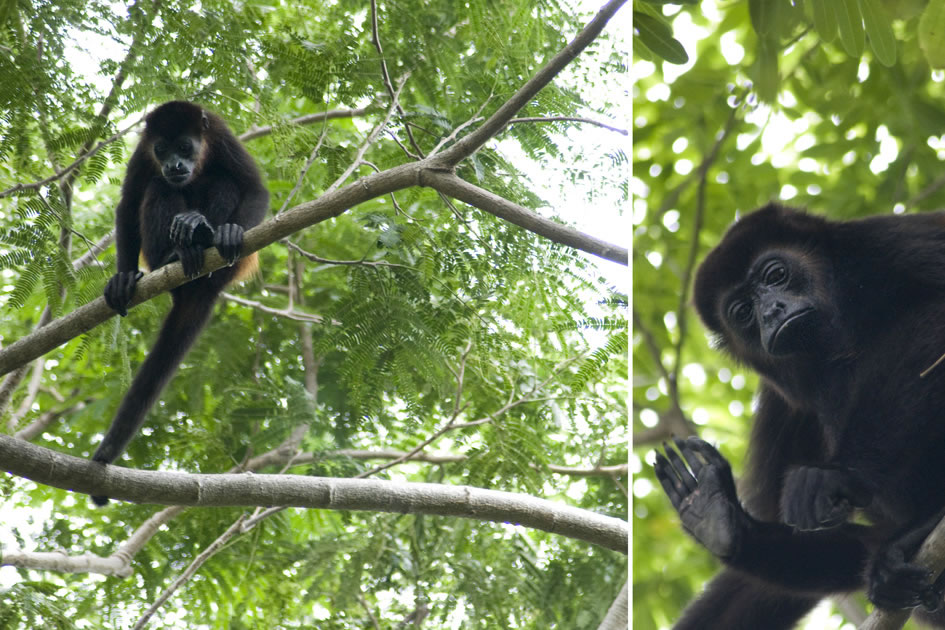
top-left (423, 170), bottom-right (627, 265)
top-left (508, 116), bottom-right (628, 135)
top-left (0, 435), bottom-right (628, 554)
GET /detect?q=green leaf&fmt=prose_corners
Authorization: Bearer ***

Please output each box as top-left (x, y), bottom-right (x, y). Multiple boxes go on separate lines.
top-left (811, 0), bottom-right (839, 42)
top-left (633, 12), bottom-right (689, 65)
top-left (749, 0), bottom-right (777, 38)
top-left (754, 38), bottom-right (780, 103)
top-left (834, 0), bottom-right (866, 57)
top-left (859, 0), bottom-right (896, 66)
top-left (920, 0), bottom-right (945, 68)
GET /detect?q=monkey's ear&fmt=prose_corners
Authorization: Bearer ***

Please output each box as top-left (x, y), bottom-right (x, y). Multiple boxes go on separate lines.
top-left (201, 111), bottom-right (210, 129)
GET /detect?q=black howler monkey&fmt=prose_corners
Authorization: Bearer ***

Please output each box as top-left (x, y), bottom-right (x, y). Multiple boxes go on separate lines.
top-left (92, 101), bottom-right (268, 505)
top-left (654, 203), bottom-right (945, 628)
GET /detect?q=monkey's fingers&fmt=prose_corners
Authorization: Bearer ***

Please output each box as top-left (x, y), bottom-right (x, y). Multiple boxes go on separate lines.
top-left (104, 270), bottom-right (143, 316)
top-left (213, 223), bottom-right (245, 265)
top-left (662, 441), bottom-right (699, 492)
top-left (171, 211), bottom-right (213, 247)
top-left (654, 451), bottom-right (688, 509)
top-left (177, 245), bottom-right (205, 278)
top-left (673, 436), bottom-right (707, 477)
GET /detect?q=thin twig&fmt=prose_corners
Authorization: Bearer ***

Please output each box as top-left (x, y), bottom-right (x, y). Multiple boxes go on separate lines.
top-left (238, 107), bottom-right (370, 142)
top-left (133, 515), bottom-right (248, 629)
top-left (326, 74), bottom-right (410, 194)
top-left (357, 342), bottom-right (474, 478)
top-left (507, 116), bottom-right (627, 135)
top-left (221, 292), bottom-right (329, 324)
top-left (370, 0), bottom-right (425, 157)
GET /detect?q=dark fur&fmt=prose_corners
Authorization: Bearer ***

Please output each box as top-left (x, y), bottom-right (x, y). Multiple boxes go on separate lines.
top-left (91, 101), bottom-right (267, 504)
top-left (661, 203), bottom-right (945, 628)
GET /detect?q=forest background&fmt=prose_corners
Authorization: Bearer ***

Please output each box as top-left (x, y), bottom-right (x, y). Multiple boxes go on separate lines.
top-left (0, 0), bottom-right (629, 628)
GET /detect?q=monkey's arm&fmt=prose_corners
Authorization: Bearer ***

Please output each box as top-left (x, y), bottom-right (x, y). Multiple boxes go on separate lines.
top-left (656, 438), bottom-right (872, 592)
top-left (104, 179), bottom-right (146, 317)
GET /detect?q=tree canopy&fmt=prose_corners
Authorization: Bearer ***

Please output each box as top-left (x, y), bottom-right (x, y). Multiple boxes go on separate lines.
top-left (0, 1), bottom-right (628, 628)
top-left (634, 1), bottom-right (945, 629)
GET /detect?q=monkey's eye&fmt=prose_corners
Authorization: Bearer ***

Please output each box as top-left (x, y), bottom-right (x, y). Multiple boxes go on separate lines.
top-left (728, 300), bottom-right (753, 326)
top-left (178, 140), bottom-right (192, 154)
top-left (762, 261), bottom-right (787, 286)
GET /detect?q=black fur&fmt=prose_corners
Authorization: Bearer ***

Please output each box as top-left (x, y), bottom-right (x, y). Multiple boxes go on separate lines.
top-left (92, 101), bottom-right (268, 505)
top-left (655, 203), bottom-right (945, 628)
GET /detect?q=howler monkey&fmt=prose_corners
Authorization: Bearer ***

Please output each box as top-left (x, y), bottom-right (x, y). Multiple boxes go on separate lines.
top-left (92, 101), bottom-right (268, 505)
top-left (654, 203), bottom-right (945, 629)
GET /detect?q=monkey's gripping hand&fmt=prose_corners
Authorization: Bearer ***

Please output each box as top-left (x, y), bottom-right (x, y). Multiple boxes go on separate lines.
top-left (780, 466), bottom-right (872, 531)
top-left (170, 211), bottom-right (215, 249)
top-left (868, 517), bottom-right (945, 611)
top-left (654, 437), bottom-right (749, 560)
top-left (104, 270), bottom-right (144, 317)
top-left (170, 212), bottom-right (215, 278)
top-left (213, 223), bottom-right (245, 266)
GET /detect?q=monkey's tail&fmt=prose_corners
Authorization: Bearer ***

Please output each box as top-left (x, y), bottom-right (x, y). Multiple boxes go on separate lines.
top-left (91, 283), bottom-right (220, 505)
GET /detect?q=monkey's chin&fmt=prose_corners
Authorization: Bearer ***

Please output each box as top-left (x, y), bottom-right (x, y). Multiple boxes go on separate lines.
top-left (766, 308), bottom-right (817, 356)
top-left (165, 174), bottom-right (191, 186)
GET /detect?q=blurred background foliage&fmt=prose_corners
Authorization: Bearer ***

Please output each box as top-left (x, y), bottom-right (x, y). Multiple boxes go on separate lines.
top-left (633, 0), bottom-right (945, 628)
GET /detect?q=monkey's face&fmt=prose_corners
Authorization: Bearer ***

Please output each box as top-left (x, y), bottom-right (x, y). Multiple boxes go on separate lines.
top-left (153, 135), bottom-right (203, 187)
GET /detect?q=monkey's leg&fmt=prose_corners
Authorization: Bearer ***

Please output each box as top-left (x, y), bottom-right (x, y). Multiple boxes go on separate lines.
top-left (91, 276), bottom-right (229, 505)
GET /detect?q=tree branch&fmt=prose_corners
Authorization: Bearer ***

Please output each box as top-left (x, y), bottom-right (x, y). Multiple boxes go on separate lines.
top-left (220, 292), bottom-right (328, 324)
top-left (597, 580), bottom-right (628, 630)
top-left (508, 116), bottom-right (628, 135)
top-left (310, 449), bottom-right (627, 477)
top-left (0, 435), bottom-right (628, 554)
top-left (423, 170), bottom-right (627, 265)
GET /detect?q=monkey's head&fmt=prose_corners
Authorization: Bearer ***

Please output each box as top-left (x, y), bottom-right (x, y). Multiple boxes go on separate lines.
top-left (143, 101), bottom-right (211, 187)
top-left (693, 204), bottom-right (842, 372)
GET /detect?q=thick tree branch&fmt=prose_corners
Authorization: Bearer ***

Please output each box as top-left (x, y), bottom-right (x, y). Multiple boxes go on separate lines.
top-left (0, 435), bottom-right (628, 554)
top-left (597, 580), bottom-right (628, 630)
top-left (309, 449), bottom-right (628, 477)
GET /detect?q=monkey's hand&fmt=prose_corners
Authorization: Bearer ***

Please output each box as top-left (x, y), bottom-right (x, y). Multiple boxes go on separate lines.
top-left (104, 270), bottom-right (144, 317)
top-left (170, 211), bottom-right (214, 248)
top-left (213, 223), bottom-right (244, 266)
top-left (869, 527), bottom-right (945, 611)
top-left (176, 245), bottom-right (205, 279)
top-left (654, 437), bottom-right (748, 560)
top-left (780, 466), bottom-right (871, 531)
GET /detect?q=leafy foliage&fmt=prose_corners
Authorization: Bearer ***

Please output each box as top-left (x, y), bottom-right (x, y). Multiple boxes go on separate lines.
top-left (0, 0), bottom-right (626, 628)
